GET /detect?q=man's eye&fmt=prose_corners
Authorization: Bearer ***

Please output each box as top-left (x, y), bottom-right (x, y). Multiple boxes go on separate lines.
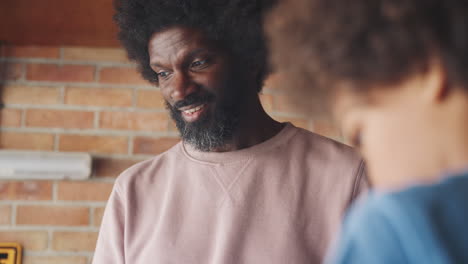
top-left (191, 60), bottom-right (207, 68)
top-left (157, 71), bottom-right (170, 78)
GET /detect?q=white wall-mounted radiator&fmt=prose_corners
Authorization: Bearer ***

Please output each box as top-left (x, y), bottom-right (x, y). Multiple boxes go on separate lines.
top-left (0, 151), bottom-right (91, 180)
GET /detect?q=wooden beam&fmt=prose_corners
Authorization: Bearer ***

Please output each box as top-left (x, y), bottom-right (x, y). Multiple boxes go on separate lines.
top-left (0, 0), bottom-right (120, 47)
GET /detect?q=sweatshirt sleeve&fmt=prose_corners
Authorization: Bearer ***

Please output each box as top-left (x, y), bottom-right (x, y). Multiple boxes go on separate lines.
top-left (92, 183), bottom-right (126, 264)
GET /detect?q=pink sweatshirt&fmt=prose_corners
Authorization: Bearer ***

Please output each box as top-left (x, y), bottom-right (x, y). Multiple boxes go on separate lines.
top-left (93, 124), bottom-right (367, 264)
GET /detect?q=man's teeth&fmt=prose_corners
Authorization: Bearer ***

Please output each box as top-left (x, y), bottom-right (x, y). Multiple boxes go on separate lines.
top-left (183, 104), bottom-right (205, 114)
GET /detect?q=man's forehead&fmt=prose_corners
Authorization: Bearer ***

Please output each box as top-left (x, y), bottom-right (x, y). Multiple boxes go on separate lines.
top-left (148, 27), bottom-right (214, 64)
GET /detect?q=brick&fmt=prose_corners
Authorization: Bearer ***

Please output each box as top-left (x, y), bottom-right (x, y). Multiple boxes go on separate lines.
top-left (52, 231), bottom-right (98, 252)
top-left (2, 85), bottom-right (61, 105)
top-left (0, 62), bottom-right (23, 81)
top-left (136, 89), bottom-right (165, 109)
top-left (93, 207), bottom-right (105, 227)
top-left (133, 137), bottom-right (180, 155)
top-left (0, 205), bottom-right (11, 225)
top-left (23, 256), bottom-right (88, 264)
top-left (99, 111), bottom-right (168, 131)
top-left (259, 93), bottom-right (273, 112)
top-left (25, 109), bottom-right (94, 129)
top-left (27, 64), bottom-right (95, 82)
top-left (16, 205), bottom-right (89, 226)
top-left (59, 135), bottom-right (128, 154)
top-left (1, 45), bottom-right (60, 58)
top-left (57, 181), bottom-right (113, 201)
top-left (0, 231), bottom-right (48, 250)
top-left (0, 181), bottom-right (53, 200)
top-left (0, 132), bottom-right (55, 151)
top-left (63, 47), bottom-right (129, 63)
top-left (65, 87), bottom-right (133, 107)
top-left (0, 109), bottom-right (22, 127)
top-left (273, 116), bottom-right (310, 130)
top-left (99, 67), bottom-right (148, 85)
top-left (93, 157), bottom-right (142, 178)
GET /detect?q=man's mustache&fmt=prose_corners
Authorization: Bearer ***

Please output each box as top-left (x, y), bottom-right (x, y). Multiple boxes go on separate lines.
top-left (172, 93), bottom-right (215, 110)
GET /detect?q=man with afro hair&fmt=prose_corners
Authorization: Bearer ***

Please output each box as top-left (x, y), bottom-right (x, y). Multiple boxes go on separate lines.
top-left (93, 0), bottom-right (368, 263)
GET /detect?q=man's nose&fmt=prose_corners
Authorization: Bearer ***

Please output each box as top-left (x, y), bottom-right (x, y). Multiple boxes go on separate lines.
top-left (170, 72), bottom-right (198, 102)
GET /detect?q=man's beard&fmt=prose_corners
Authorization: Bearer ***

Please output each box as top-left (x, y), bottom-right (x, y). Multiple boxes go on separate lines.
top-left (166, 92), bottom-right (241, 152)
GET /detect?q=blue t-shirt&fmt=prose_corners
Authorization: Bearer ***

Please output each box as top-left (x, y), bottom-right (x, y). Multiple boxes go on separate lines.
top-left (326, 172), bottom-right (468, 264)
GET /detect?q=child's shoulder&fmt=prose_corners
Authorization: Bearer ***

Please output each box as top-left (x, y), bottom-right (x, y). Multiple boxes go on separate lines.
top-left (343, 172), bottom-right (468, 261)
top-left (331, 173), bottom-right (468, 264)
top-left (389, 171), bottom-right (468, 215)
top-left (357, 172), bottom-right (468, 223)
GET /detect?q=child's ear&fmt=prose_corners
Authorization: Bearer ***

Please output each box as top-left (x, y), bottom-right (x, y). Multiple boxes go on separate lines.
top-left (423, 58), bottom-right (449, 103)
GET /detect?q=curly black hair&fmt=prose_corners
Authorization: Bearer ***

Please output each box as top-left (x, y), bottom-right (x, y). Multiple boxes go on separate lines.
top-left (267, 0), bottom-right (468, 99)
top-left (115, 0), bottom-right (276, 91)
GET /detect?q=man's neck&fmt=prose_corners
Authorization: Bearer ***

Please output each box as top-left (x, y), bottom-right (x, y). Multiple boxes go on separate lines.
top-left (211, 96), bottom-right (284, 152)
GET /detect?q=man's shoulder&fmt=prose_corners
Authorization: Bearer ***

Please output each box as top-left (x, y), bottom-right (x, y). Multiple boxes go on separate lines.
top-left (114, 141), bottom-right (183, 188)
top-left (287, 125), bottom-right (368, 201)
top-left (289, 125), bottom-right (361, 164)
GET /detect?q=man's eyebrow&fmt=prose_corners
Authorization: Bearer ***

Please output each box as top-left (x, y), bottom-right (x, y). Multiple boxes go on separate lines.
top-left (178, 49), bottom-right (210, 66)
top-left (186, 48), bottom-right (207, 59)
top-left (150, 61), bottom-right (164, 68)
top-left (150, 48), bottom-right (211, 68)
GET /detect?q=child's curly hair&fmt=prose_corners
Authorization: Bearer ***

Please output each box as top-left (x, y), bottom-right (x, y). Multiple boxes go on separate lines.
top-left (267, 0), bottom-right (468, 100)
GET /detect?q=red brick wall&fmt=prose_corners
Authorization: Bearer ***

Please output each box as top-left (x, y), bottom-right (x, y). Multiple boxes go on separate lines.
top-left (0, 45), bottom-right (341, 264)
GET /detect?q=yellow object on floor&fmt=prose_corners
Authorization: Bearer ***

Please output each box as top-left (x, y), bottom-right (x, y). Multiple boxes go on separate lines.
top-left (0, 243), bottom-right (22, 264)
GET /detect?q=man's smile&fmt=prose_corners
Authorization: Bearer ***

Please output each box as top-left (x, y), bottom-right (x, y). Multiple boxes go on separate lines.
top-left (179, 103), bottom-right (208, 122)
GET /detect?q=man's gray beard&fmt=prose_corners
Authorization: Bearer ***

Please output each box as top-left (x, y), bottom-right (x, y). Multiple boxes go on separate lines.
top-left (181, 118), bottom-right (237, 152)
top-left (167, 102), bottom-right (240, 152)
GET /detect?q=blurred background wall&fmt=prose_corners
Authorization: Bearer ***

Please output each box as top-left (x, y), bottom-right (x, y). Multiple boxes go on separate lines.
top-left (0, 0), bottom-right (340, 263)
